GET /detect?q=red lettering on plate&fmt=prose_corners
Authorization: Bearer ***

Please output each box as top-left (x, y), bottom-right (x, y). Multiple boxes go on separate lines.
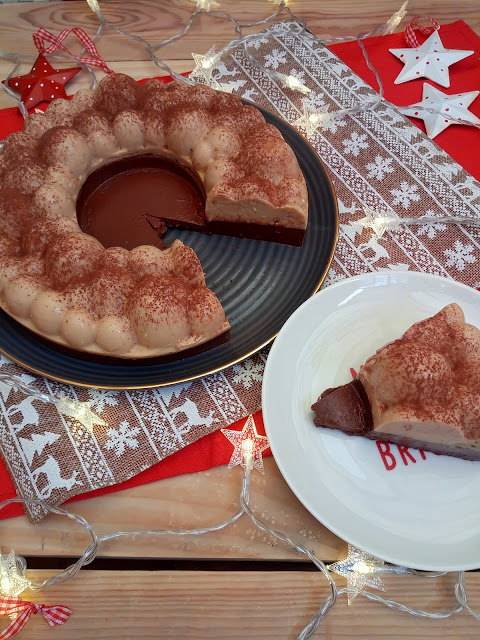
top-left (376, 441), bottom-right (396, 470)
top-left (350, 365), bottom-right (363, 379)
top-left (346, 367), bottom-right (442, 470)
top-left (397, 445), bottom-right (417, 465)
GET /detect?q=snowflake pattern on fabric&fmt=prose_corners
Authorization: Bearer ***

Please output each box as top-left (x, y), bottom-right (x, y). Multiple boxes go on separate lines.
top-left (288, 68), bottom-right (306, 82)
top-left (342, 132), bottom-right (369, 157)
top-left (2, 23), bottom-right (480, 521)
top-left (319, 115), bottom-right (347, 134)
top-left (249, 36), bottom-right (269, 50)
top-left (416, 211), bottom-right (448, 239)
top-left (264, 48), bottom-right (287, 69)
top-left (444, 240), bottom-right (477, 271)
top-left (366, 155), bottom-right (395, 181)
top-left (87, 389), bottom-right (119, 413)
top-left (232, 361), bottom-right (264, 389)
top-left (390, 181), bottom-right (421, 208)
top-left (105, 421), bottom-right (141, 457)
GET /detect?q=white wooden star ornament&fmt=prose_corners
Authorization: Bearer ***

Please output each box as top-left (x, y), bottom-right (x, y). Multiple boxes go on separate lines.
top-left (400, 84), bottom-right (480, 138)
top-left (221, 415), bottom-right (269, 474)
top-left (389, 31), bottom-right (473, 87)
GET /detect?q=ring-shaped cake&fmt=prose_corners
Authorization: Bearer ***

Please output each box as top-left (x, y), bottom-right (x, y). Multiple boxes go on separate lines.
top-left (0, 73), bottom-right (308, 359)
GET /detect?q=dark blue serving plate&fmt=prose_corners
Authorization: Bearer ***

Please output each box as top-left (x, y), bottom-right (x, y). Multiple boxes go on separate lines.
top-left (0, 105), bottom-right (338, 389)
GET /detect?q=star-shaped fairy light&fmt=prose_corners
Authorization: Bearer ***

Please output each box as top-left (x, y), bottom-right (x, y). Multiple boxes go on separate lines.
top-left (389, 31), bottom-right (473, 87)
top-left (191, 0), bottom-right (219, 11)
top-left (293, 99), bottom-right (331, 138)
top-left (221, 415), bottom-right (269, 474)
top-left (190, 45), bottom-right (220, 84)
top-left (356, 207), bottom-right (401, 238)
top-left (0, 552), bottom-right (30, 598)
top-left (328, 544), bottom-right (386, 604)
top-left (86, 0), bottom-right (102, 17)
top-left (399, 83), bottom-right (480, 138)
top-left (278, 72), bottom-right (310, 95)
top-left (6, 54), bottom-right (81, 110)
top-left (55, 398), bottom-right (106, 431)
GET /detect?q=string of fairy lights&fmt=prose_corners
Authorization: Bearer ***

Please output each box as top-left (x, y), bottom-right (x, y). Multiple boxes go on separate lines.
top-left (0, 418), bottom-right (477, 639)
top-left (1, 0), bottom-right (478, 242)
top-left (0, 0), bottom-right (479, 637)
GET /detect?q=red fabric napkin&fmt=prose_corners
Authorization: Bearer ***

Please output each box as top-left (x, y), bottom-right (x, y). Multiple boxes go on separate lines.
top-left (330, 20), bottom-right (480, 181)
top-left (0, 410), bottom-right (268, 519)
top-left (1, 20), bottom-right (480, 519)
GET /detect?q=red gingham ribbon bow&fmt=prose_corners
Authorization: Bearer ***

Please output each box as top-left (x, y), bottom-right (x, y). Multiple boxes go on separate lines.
top-left (33, 27), bottom-right (113, 73)
top-left (404, 16), bottom-right (440, 47)
top-left (0, 596), bottom-right (72, 639)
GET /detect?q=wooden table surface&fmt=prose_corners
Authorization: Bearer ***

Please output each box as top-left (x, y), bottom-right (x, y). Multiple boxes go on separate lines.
top-left (1, 1), bottom-right (480, 638)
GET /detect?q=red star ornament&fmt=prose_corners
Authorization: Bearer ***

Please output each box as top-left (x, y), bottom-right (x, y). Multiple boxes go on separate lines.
top-left (6, 54), bottom-right (81, 110)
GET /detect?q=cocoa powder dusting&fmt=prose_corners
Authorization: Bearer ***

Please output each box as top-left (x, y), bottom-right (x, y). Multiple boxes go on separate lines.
top-left (1, 131), bottom-right (38, 171)
top-left (127, 275), bottom-right (189, 326)
top-left (232, 175), bottom-right (278, 205)
top-left (0, 189), bottom-right (33, 241)
top-left (65, 266), bottom-right (135, 318)
top-left (188, 288), bottom-right (218, 323)
top-left (173, 245), bottom-right (204, 286)
top-left (359, 304), bottom-right (480, 439)
top-left (43, 234), bottom-right (102, 288)
top-left (93, 73), bottom-right (141, 119)
top-left (38, 126), bottom-right (80, 164)
top-left (72, 109), bottom-right (111, 136)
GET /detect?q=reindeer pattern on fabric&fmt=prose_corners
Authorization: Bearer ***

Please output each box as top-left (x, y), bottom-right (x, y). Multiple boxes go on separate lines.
top-left (0, 353), bottom-right (265, 521)
top-left (2, 24), bottom-right (480, 521)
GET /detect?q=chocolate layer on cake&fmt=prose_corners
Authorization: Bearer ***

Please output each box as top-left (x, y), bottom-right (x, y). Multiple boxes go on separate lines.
top-left (76, 154), bottom-right (205, 249)
top-left (312, 379), bottom-right (373, 435)
top-left (77, 153), bottom-right (306, 247)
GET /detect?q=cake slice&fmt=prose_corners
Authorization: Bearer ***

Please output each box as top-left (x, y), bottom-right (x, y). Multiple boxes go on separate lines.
top-left (311, 303), bottom-right (480, 461)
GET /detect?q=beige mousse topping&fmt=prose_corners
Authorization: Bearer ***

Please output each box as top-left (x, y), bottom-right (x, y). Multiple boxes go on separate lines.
top-left (0, 72), bottom-right (309, 358)
top-left (358, 303), bottom-right (480, 449)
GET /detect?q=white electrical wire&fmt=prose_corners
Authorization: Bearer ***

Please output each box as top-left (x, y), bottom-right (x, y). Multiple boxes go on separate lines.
top-left (1, 0), bottom-right (478, 135)
top-left (0, 1), bottom-right (479, 634)
top-left (1, 450), bottom-right (479, 639)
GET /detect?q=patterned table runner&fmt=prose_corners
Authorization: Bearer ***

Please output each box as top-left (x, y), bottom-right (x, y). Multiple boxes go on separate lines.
top-left (1, 21), bottom-right (480, 521)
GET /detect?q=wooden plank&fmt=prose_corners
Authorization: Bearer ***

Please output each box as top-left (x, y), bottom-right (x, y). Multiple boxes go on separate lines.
top-left (0, 458), bottom-right (344, 561)
top-left (0, 0), bottom-right (478, 64)
top-left (0, 1), bottom-right (479, 108)
top-left (0, 0), bottom-right (479, 571)
top-left (10, 569), bottom-right (480, 639)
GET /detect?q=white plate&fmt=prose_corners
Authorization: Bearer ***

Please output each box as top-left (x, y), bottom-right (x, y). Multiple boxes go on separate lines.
top-left (262, 271), bottom-right (480, 571)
